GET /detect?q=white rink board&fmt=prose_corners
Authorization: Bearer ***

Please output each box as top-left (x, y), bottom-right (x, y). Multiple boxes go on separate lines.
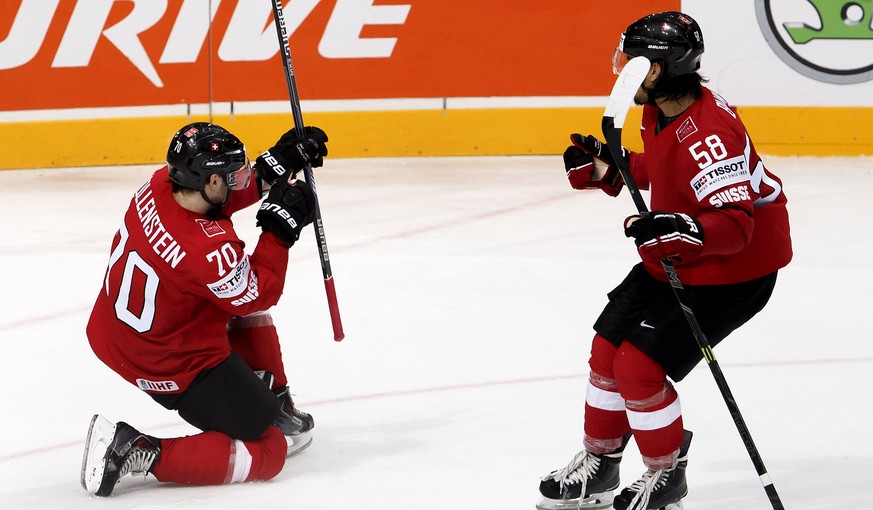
top-left (685, 0), bottom-right (873, 106)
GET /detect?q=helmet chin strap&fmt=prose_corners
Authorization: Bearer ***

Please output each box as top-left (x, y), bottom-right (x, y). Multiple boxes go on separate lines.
top-left (200, 181), bottom-right (231, 217)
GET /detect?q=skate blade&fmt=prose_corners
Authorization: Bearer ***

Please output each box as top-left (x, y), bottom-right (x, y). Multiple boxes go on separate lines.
top-left (535, 491), bottom-right (614, 510)
top-left (80, 414), bottom-right (116, 493)
top-left (662, 502), bottom-right (684, 510)
top-left (285, 430), bottom-right (313, 457)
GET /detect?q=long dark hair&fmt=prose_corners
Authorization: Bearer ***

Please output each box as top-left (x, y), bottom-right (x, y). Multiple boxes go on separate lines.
top-left (647, 66), bottom-right (707, 103)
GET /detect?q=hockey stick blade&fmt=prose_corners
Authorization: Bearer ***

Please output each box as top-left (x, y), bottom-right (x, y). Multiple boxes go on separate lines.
top-left (602, 56), bottom-right (650, 214)
top-left (603, 56), bottom-right (650, 130)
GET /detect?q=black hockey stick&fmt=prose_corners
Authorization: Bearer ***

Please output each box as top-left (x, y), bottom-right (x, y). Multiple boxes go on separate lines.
top-left (602, 56), bottom-right (784, 510)
top-left (270, 0), bottom-right (345, 342)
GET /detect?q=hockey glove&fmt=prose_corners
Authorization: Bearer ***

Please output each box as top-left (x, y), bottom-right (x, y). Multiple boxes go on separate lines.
top-left (256, 179), bottom-right (316, 248)
top-left (624, 211), bottom-right (704, 263)
top-left (568, 133), bottom-right (627, 197)
top-left (255, 126), bottom-right (329, 186)
top-left (563, 146), bottom-right (599, 190)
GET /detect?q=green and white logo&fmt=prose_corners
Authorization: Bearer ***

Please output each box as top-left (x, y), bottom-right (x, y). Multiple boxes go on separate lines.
top-left (756, 0), bottom-right (873, 83)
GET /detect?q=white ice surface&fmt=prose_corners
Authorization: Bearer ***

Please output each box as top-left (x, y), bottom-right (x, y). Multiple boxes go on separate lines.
top-left (0, 155), bottom-right (871, 509)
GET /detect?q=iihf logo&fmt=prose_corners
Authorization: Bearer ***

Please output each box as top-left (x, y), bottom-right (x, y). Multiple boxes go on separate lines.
top-left (756, 0), bottom-right (873, 83)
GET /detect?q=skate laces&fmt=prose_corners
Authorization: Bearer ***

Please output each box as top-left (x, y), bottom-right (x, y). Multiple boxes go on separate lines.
top-left (546, 450), bottom-right (602, 492)
top-left (625, 468), bottom-right (667, 509)
top-left (119, 447), bottom-right (157, 479)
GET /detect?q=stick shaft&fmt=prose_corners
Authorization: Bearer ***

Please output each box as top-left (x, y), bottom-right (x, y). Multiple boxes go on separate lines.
top-left (270, 0), bottom-right (344, 341)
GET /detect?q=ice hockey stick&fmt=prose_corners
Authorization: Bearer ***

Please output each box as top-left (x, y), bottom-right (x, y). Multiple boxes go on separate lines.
top-left (269, 0), bottom-right (345, 341)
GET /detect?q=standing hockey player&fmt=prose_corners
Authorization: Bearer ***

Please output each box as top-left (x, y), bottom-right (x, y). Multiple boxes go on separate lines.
top-left (82, 122), bottom-right (329, 496)
top-left (537, 11), bottom-right (792, 510)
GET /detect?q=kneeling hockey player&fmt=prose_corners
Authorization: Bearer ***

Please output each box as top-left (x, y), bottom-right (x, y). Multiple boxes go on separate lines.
top-left (82, 122), bottom-right (328, 496)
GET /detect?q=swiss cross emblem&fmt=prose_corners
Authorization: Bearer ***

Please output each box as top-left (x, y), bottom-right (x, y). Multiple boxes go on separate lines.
top-left (210, 142), bottom-right (220, 151)
top-left (662, 23), bottom-right (670, 32)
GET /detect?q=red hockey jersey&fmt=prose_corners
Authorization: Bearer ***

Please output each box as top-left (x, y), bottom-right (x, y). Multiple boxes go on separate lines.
top-left (87, 168), bottom-right (289, 394)
top-left (626, 87), bottom-right (792, 285)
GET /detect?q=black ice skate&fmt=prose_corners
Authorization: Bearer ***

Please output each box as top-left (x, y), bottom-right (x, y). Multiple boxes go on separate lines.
top-left (255, 370), bottom-right (315, 456)
top-left (613, 430), bottom-right (693, 510)
top-left (274, 386), bottom-right (314, 457)
top-left (536, 433), bottom-right (632, 510)
top-left (80, 414), bottom-right (161, 497)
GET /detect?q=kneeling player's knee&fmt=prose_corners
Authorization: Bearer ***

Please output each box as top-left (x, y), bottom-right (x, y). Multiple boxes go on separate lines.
top-left (244, 426), bottom-right (287, 482)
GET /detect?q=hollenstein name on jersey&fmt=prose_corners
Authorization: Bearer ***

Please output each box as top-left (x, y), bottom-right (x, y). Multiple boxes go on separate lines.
top-left (690, 155), bottom-right (750, 202)
top-left (134, 181), bottom-right (187, 268)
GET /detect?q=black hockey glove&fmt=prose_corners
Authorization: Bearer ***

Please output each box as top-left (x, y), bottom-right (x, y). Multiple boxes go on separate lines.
top-left (256, 179), bottom-right (316, 248)
top-left (624, 211), bottom-right (704, 263)
top-left (255, 126), bottom-right (329, 186)
top-left (569, 133), bottom-right (627, 197)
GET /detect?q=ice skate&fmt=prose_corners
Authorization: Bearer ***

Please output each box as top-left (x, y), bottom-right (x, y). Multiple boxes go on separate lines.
top-left (613, 430), bottom-right (693, 510)
top-left (536, 433), bottom-right (631, 510)
top-left (255, 370), bottom-right (315, 456)
top-left (274, 386), bottom-right (314, 457)
top-left (80, 414), bottom-right (161, 496)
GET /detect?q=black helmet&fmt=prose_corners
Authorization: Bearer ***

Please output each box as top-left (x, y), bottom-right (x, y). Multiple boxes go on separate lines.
top-left (619, 11), bottom-right (704, 77)
top-left (167, 122), bottom-right (247, 191)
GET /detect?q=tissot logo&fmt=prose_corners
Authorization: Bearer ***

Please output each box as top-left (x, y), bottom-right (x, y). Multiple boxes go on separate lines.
top-left (756, 0), bottom-right (873, 83)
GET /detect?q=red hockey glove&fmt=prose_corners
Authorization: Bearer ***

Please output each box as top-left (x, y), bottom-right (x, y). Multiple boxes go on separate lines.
top-left (570, 133), bottom-right (626, 197)
top-left (624, 211), bottom-right (704, 263)
top-left (563, 145), bottom-right (599, 190)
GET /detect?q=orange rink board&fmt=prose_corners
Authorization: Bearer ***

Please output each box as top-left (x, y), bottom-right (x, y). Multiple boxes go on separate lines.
top-left (0, 0), bottom-right (677, 110)
top-left (0, 0), bottom-right (870, 168)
